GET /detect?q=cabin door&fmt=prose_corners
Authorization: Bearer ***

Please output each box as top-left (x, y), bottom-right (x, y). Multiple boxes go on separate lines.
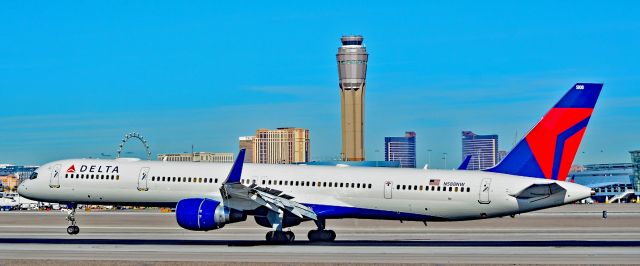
top-left (49, 164), bottom-right (61, 188)
top-left (137, 167), bottom-right (150, 191)
top-left (384, 181), bottom-right (393, 199)
top-left (478, 178), bottom-right (491, 204)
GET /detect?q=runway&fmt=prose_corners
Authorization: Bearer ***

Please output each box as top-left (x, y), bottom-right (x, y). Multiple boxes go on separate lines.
top-left (0, 204), bottom-right (639, 264)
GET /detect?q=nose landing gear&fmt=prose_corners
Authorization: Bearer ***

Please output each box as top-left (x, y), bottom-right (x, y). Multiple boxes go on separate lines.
top-left (66, 204), bottom-right (79, 235)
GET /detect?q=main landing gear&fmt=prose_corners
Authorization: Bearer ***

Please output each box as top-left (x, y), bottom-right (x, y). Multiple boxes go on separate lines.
top-left (307, 219), bottom-right (336, 242)
top-left (265, 231), bottom-right (295, 243)
top-left (66, 203), bottom-right (79, 235)
top-left (265, 210), bottom-right (295, 243)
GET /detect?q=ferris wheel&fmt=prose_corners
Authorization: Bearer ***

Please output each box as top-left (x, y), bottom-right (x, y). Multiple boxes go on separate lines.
top-left (116, 132), bottom-right (152, 160)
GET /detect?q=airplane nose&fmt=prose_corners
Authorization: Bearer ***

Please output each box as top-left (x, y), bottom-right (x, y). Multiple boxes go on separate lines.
top-left (17, 182), bottom-right (27, 195)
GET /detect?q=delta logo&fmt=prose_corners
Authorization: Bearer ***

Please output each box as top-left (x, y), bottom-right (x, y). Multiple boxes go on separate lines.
top-left (66, 164), bottom-right (119, 174)
top-left (67, 165), bottom-right (76, 173)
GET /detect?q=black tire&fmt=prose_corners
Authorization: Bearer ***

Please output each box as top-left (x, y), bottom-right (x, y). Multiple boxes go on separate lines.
top-left (307, 230), bottom-right (319, 242)
top-left (66, 226), bottom-right (75, 235)
top-left (73, 226), bottom-right (80, 235)
top-left (326, 230), bottom-right (336, 241)
top-left (265, 231), bottom-right (274, 241)
top-left (285, 231), bottom-right (295, 242)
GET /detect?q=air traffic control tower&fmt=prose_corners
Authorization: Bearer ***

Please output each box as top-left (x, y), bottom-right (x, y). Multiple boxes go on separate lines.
top-left (337, 35), bottom-right (368, 161)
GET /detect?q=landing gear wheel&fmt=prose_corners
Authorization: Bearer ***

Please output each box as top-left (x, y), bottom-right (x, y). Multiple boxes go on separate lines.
top-left (285, 231), bottom-right (295, 242)
top-left (66, 225), bottom-right (79, 235)
top-left (66, 204), bottom-right (79, 235)
top-left (308, 229), bottom-right (336, 242)
top-left (266, 231), bottom-right (294, 243)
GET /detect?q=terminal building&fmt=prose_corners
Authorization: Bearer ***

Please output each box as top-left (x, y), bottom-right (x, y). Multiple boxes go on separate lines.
top-left (461, 131), bottom-right (499, 170)
top-left (0, 165), bottom-right (38, 181)
top-left (569, 163), bottom-right (638, 203)
top-left (157, 152), bottom-right (234, 163)
top-left (384, 132), bottom-right (417, 168)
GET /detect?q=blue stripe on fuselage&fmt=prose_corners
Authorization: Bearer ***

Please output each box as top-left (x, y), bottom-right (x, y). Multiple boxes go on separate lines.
top-left (304, 203), bottom-right (448, 221)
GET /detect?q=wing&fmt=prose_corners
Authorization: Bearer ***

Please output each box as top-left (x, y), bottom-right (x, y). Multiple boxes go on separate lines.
top-left (219, 149), bottom-right (317, 220)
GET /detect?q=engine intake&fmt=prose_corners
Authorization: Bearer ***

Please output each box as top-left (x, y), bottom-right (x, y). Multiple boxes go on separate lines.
top-left (175, 198), bottom-right (246, 231)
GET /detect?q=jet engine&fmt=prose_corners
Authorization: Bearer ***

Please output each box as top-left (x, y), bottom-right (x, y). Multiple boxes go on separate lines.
top-left (175, 198), bottom-right (246, 231)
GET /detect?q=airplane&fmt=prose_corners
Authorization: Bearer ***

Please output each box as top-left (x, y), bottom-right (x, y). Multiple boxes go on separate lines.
top-left (18, 83), bottom-right (602, 243)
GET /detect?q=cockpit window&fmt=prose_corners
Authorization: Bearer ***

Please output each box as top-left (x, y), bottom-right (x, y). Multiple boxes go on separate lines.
top-left (29, 172), bottom-right (38, 180)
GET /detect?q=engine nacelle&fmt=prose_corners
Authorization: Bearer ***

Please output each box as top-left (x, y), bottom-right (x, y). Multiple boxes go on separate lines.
top-left (175, 198), bottom-right (246, 231)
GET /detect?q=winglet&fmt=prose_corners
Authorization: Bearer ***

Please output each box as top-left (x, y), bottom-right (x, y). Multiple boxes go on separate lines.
top-left (223, 149), bottom-right (246, 184)
top-left (458, 155), bottom-right (472, 170)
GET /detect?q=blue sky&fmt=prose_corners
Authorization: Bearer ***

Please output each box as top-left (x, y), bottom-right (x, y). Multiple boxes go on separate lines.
top-left (1, 1), bottom-right (639, 167)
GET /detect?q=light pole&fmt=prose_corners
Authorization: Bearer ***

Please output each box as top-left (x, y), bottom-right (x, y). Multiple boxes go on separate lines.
top-left (443, 152), bottom-right (448, 169)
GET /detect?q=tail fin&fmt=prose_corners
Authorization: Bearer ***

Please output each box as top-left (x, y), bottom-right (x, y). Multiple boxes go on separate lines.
top-left (485, 83), bottom-right (603, 181)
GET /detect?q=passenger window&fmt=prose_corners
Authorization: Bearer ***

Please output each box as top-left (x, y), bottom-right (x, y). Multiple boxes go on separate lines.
top-left (437, 186), bottom-right (441, 191)
top-left (467, 187), bottom-right (471, 192)
top-left (306, 181), bottom-right (310, 186)
top-left (215, 178), bottom-right (218, 183)
top-left (295, 181), bottom-right (299, 186)
top-left (312, 181), bottom-right (316, 186)
top-left (279, 180), bottom-right (283, 185)
top-left (199, 178), bottom-right (203, 183)
top-left (419, 185), bottom-right (423, 191)
top-left (414, 185), bottom-right (418, 190)
top-left (455, 187), bottom-right (459, 192)
top-left (323, 182), bottom-right (327, 187)
top-left (396, 184), bottom-right (400, 189)
top-left (357, 183), bottom-right (360, 189)
top-left (328, 182), bottom-right (333, 187)
top-left (368, 184), bottom-right (372, 189)
top-left (116, 175), bottom-right (119, 180)
top-left (448, 187), bottom-right (452, 192)
top-left (188, 177), bottom-right (192, 182)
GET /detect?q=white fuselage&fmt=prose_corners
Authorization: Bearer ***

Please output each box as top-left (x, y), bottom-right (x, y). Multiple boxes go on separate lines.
top-left (18, 158), bottom-right (592, 221)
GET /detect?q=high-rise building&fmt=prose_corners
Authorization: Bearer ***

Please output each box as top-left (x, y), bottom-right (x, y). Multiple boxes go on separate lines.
top-left (384, 132), bottom-right (417, 168)
top-left (461, 131), bottom-right (499, 170)
top-left (239, 136), bottom-right (255, 163)
top-left (157, 152), bottom-right (234, 163)
top-left (337, 35), bottom-right (368, 161)
top-left (630, 150), bottom-right (640, 191)
top-left (253, 128), bottom-right (310, 164)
